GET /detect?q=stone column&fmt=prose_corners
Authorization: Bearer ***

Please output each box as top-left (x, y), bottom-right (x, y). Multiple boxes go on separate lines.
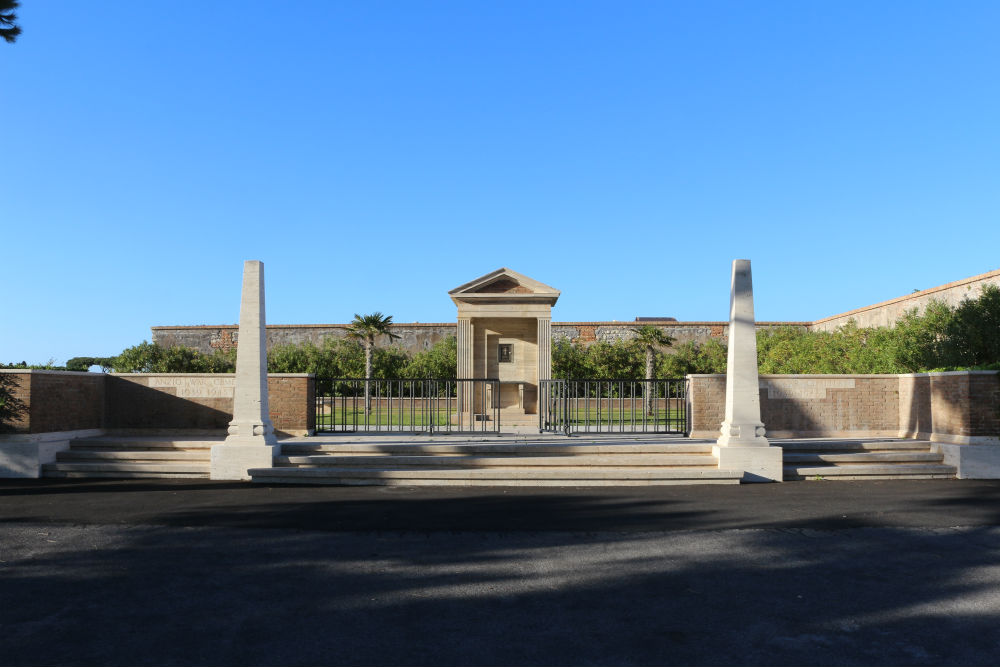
top-left (456, 317), bottom-right (473, 413)
top-left (713, 259), bottom-right (783, 482)
top-left (211, 260), bottom-right (279, 480)
top-left (536, 318), bottom-right (552, 382)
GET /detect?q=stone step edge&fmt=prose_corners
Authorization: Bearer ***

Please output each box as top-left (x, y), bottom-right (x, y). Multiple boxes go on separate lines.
top-left (42, 463), bottom-right (210, 473)
top-left (249, 477), bottom-right (741, 487)
top-left (783, 464), bottom-right (955, 476)
top-left (42, 471), bottom-right (210, 479)
top-left (778, 442), bottom-right (932, 451)
top-left (58, 452), bottom-right (211, 461)
top-left (277, 454), bottom-right (718, 467)
top-left (280, 444), bottom-right (714, 455)
top-left (782, 453), bottom-right (943, 463)
top-left (786, 474), bottom-right (955, 481)
top-left (248, 467), bottom-right (738, 480)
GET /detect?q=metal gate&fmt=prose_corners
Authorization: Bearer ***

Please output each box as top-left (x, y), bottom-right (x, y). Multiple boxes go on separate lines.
top-left (539, 379), bottom-right (688, 434)
top-left (314, 378), bottom-right (500, 434)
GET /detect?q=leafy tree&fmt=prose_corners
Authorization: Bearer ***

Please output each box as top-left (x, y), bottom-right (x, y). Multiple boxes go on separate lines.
top-left (552, 340), bottom-right (590, 380)
top-left (342, 313), bottom-right (401, 413)
top-left (111, 342), bottom-right (235, 373)
top-left (0, 0), bottom-right (20, 44)
top-left (659, 340), bottom-right (727, 376)
top-left (403, 336), bottom-right (457, 379)
top-left (66, 356), bottom-right (116, 372)
top-left (0, 371), bottom-right (26, 432)
top-left (112, 342), bottom-right (163, 372)
top-left (632, 325), bottom-right (675, 413)
top-left (943, 285), bottom-right (1000, 367)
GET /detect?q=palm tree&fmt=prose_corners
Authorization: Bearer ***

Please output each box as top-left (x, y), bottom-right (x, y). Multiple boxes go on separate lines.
top-left (633, 325), bottom-right (675, 415)
top-left (1, 1), bottom-right (21, 44)
top-left (343, 312), bottom-right (401, 414)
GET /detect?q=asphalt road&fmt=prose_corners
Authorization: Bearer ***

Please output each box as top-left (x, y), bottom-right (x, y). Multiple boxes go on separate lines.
top-left (2, 479), bottom-right (1000, 666)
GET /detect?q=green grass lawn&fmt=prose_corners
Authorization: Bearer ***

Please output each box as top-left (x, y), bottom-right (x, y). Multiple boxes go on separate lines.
top-left (559, 408), bottom-right (685, 425)
top-left (316, 408), bottom-right (452, 427)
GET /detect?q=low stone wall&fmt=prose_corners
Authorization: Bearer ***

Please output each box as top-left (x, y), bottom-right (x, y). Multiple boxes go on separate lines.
top-left (0, 370), bottom-right (108, 478)
top-left (106, 374), bottom-right (314, 436)
top-left (899, 372), bottom-right (1000, 444)
top-left (688, 371), bottom-right (1000, 442)
top-left (0, 370), bottom-right (314, 437)
top-left (0, 370), bottom-right (105, 434)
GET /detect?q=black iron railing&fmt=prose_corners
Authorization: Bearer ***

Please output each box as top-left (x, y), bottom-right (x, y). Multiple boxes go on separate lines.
top-left (314, 378), bottom-right (500, 434)
top-left (539, 379), bottom-right (688, 434)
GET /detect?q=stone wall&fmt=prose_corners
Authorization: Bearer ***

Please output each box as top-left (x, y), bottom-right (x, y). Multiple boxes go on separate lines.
top-left (152, 323), bottom-right (457, 356)
top-left (0, 371), bottom-right (313, 437)
top-left (152, 321), bottom-right (808, 356)
top-left (688, 371), bottom-right (1000, 442)
top-left (812, 268), bottom-right (1000, 332)
top-left (106, 374), bottom-right (314, 436)
top-left (899, 371), bottom-right (1000, 444)
top-left (0, 370), bottom-right (105, 434)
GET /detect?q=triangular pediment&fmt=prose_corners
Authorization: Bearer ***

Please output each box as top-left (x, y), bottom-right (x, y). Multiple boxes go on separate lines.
top-left (449, 268), bottom-right (560, 302)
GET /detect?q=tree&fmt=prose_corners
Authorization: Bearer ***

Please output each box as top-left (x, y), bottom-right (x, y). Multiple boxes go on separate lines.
top-left (1, 1), bottom-right (21, 44)
top-left (632, 325), bottom-right (675, 414)
top-left (943, 285), bottom-right (1000, 368)
top-left (342, 312), bottom-right (401, 414)
top-left (403, 336), bottom-right (457, 380)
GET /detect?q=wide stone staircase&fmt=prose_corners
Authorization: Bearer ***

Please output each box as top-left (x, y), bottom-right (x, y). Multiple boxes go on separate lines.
top-left (39, 435), bottom-right (958, 484)
top-left (42, 436), bottom-right (212, 479)
top-left (781, 438), bottom-right (956, 480)
top-left (248, 436), bottom-right (742, 486)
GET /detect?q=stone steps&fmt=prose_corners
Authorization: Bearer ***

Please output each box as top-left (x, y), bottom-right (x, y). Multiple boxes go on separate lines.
top-left (252, 439), bottom-right (738, 486)
top-left (280, 442), bottom-right (715, 455)
top-left (249, 466), bottom-right (740, 486)
top-left (41, 436), bottom-right (213, 479)
top-left (43, 462), bottom-right (210, 477)
top-left (277, 453), bottom-right (718, 468)
top-left (780, 439), bottom-right (956, 481)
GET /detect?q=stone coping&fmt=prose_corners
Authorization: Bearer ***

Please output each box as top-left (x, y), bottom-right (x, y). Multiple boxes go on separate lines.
top-left (111, 372), bottom-right (314, 378)
top-left (687, 373), bottom-right (904, 379)
top-left (0, 369), bottom-right (98, 376)
top-left (899, 370), bottom-right (1000, 377)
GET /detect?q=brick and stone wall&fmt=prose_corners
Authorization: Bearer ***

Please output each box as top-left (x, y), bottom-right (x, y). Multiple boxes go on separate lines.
top-left (689, 371), bottom-right (999, 442)
top-left (0, 371), bottom-right (313, 436)
top-left (105, 374), bottom-right (314, 436)
top-left (899, 371), bottom-right (1000, 444)
top-left (0, 370), bottom-right (105, 434)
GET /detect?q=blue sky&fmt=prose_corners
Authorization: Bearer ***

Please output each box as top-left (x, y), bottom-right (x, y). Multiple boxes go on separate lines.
top-left (2, 1), bottom-right (999, 364)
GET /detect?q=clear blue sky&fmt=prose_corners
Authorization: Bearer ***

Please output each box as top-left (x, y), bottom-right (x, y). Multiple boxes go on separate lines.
top-left (2, 1), bottom-right (999, 364)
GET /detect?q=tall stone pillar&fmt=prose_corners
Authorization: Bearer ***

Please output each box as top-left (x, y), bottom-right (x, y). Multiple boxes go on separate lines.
top-left (211, 260), bottom-right (279, 480)
top-left (536, 318), bottom-right (552, 382)
top-left (713, 259), bottom-right (783, 482)
top-left (456, 317), bottom-right (473, 413)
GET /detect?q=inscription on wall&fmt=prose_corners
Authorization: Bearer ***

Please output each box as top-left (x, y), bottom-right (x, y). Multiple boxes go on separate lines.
top-left (148, 377), bottom-right (236, 398)
top-left (761, 378), bottom-right (855, 400)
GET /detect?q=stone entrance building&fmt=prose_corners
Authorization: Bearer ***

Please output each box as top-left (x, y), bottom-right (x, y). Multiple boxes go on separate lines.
top-left (449, 268), bottom-right (560, 425)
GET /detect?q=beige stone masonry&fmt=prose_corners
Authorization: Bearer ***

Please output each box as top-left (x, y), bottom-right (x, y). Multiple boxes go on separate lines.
top-left (212, 260), bottom-right (278, 480)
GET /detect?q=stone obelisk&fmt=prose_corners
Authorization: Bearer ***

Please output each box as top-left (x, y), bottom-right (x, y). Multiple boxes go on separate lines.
top-left (713, 259), bottom-right (783, 481)
top-left (210, 260), bottom-right (279, 480)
